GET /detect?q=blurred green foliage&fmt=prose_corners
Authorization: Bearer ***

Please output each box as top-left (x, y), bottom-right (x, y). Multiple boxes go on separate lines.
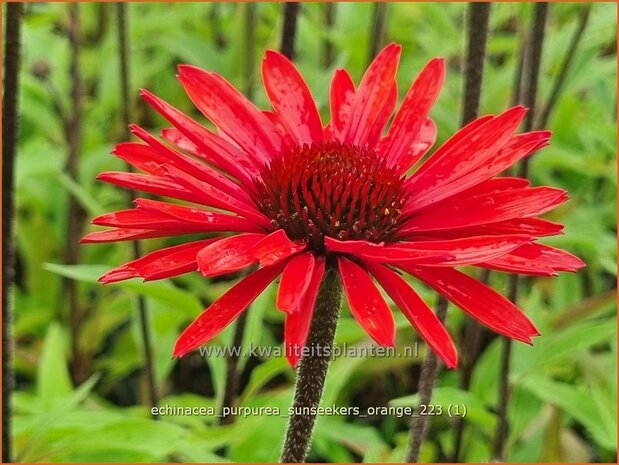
top-left (9, 2), bottom-right (617, 462)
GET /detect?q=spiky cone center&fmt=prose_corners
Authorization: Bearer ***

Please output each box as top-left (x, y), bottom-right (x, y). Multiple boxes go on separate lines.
top-left (255, 142), bottom-right (407, 252)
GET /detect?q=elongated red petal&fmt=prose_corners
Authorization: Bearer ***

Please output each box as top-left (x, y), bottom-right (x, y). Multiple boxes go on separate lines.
top-left (390, 235), bottom-right (532, 266)
top-left (196, 233), bottom-right (266, 277)
top-left (92, 201), bottom-right (262, 234)
top-left (129, 124), bottom-right (250, 201)
top-left (327, 68), bottom-right (356, 140)
top-left (326, 235), bottom-right (529, 266)
top-left (284, 257), bottom-right (326, 367)
top-left (365, 262), bottom-right (457, 368)
top-left (345, 43), bottom-right (401, 147)
top-left (262, 50), bottom-right (323, 145)
top-left (81, 227), bottom-right (196, 243)
top-left (396, 217), bottom-right (564, 241)
top-left (173, 263), bottom-right (285, 357)
top-left (325, 236), bottom-right (455, 264)
top-left (97, 171), bottom-right (195, 203)
top-left (480, 243), bottom-right (585, 276)
top-left (404, 265), bottom-right (539, 343)
top-left (99, 239), bottom-right (218, 283)
top-left (252, 229), bottom-right (307, 266)
top-left (277, 252), bottom-right (316, 313)
top-left (177, 65), bottom-right (282, 161)
top-left (406, 131), bottom-right (551, 213)
top-left (381, 58), bottom-right (445, 173)
top-left (402, 186), bottom-right (568, 232)
top-left (405, 107), bottom-right (528, 212)
top-left (337, 257), bottom-right (395, 346)
top-left (133, 198), bottom-right (264, 233)
top-left (162, 164), bottom-right (271, 229)
top-left (140, 89), bottom-right (259, 184)
top-left (325, 236), bottom-right (453, 264)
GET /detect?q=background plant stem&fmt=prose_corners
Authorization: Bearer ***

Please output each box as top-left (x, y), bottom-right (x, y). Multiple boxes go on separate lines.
top-left (368, 3), bottom-right (388, 66)
top-left (2, 3), bottom-right (24, 461)
top-left (280, 2), bottom-right (300, 60)
top-left (322, 3), bottom-right (336, 68)
top-left (115, 2), bottom-right (158, 413)
top-left (64, 3), bottom-right (87, 385)
top-left (406, 3), bottom-right (491, 462)
top-left (493, 3), bottom-right (549, 461)
top-left (280, 270), bottom-right (343, 463)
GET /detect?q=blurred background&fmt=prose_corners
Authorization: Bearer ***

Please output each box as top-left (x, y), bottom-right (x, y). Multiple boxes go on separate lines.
top-left (6, 2), bottom-right (617, 462)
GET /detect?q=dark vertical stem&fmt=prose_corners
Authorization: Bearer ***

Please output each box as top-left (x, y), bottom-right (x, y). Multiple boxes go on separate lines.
top-left (461, 2), bottom-right (491, 126)
top-left (368, 2), bottom-right (388, 65)
top-left (408, 4), bottom-right (492, 462)
top-left (2, 3), bottom-right (24, 461)
top-left (243, 2), bottom-right (257, 99)
top-left (322, 2), bottom-right (336, 68)
top-left (65, 3), bottom-right (86, 385)
top-left (406, 298), bottom-right (448, 463)
top-left (210, 3), bottom-right (227, 49)
top-left (115, 2), bottom-right (158, 412)
top-left (493, 4), bottom-right (548, 461)
top-left (537, 4), bottom-right (591, 129)
top-left (220, 312), bottom-right (247, 425)
top-left (452, 272), bottom-right (489, 462)
top-left (280, 270), bottom-right (343, 463)
top-left (280, 2), bottom-right (300, 60)
top-left (218, 2), bottom-right (257, 425)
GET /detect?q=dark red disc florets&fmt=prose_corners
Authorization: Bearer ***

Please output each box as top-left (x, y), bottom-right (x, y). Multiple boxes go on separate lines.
top-left (254, 142), bottom-right (407, 251)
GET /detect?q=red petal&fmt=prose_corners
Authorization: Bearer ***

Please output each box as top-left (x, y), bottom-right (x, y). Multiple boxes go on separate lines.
top-left (277, 252), bottom-right (316, 313)
top-left (262, 50), bottom-right (323, 145)
top-left (401, 186), bottom-right (568, 232)
top-left (92, 201), bottom-right (261, 234)
top-left (99, 239), bottom-right (217, 283)
top-left (345, 43), bottom-right (401, 147)
top-left (327, 68), bottom-right (356, 140)
top-left (162, 164), bottom-right (271, 229)
top-left (173, 263), bottom-right (285, 357)
top-left (129, 125), bottom-right (250, 201)
top-left (337, 257), bottom-right (395, 346)
top-left (480, 243), bottom-right (585, 276)
top-left (404, 265), bottom-right (539, 343)
top-left (406, 131), bottom-right (551, 213)
top-left (133, 198), bottom-right (264, 233)
top-left (81, 227), bottom-right (195, 243)
top-left (140, 89), bottom-right (259, 184)
top-left (252, 229), bottom-right (307, 266)
top-left (405, 107), bottom-right (528, 213)
top-left (177, 65), bottom-right (282, 161)
top-left (396, 217), bottom-right (564, 241)
top-left (381, 58), bottom-right (445, 173)
top-left (112, 143), bottom-right (167, 176)
top-left (97, 171), bottom-right (194, 203)
top-left (284, 257), bottom-right (326, 367)
top-left (196, 233), bottom-right (265, 277)
top-left (390, 235), bottom-right (532, 266)
top-left (365, 262), bottom-right (457, 368)
top-left (325, 236), bottom-right (452, 264)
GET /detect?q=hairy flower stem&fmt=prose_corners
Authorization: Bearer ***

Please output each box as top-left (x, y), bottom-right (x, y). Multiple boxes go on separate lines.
top-left (2, 3), bottom-right (24, 461)
top-left (281, 269), bottom-right (343, 463)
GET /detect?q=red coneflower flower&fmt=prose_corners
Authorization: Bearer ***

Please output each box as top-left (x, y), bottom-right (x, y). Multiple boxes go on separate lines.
top-left (83, 43), bottom-right (584, 369)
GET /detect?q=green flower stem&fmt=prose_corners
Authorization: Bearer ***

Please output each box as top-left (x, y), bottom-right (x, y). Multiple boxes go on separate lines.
top-left (280, 269), bottom-right (343, 463)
